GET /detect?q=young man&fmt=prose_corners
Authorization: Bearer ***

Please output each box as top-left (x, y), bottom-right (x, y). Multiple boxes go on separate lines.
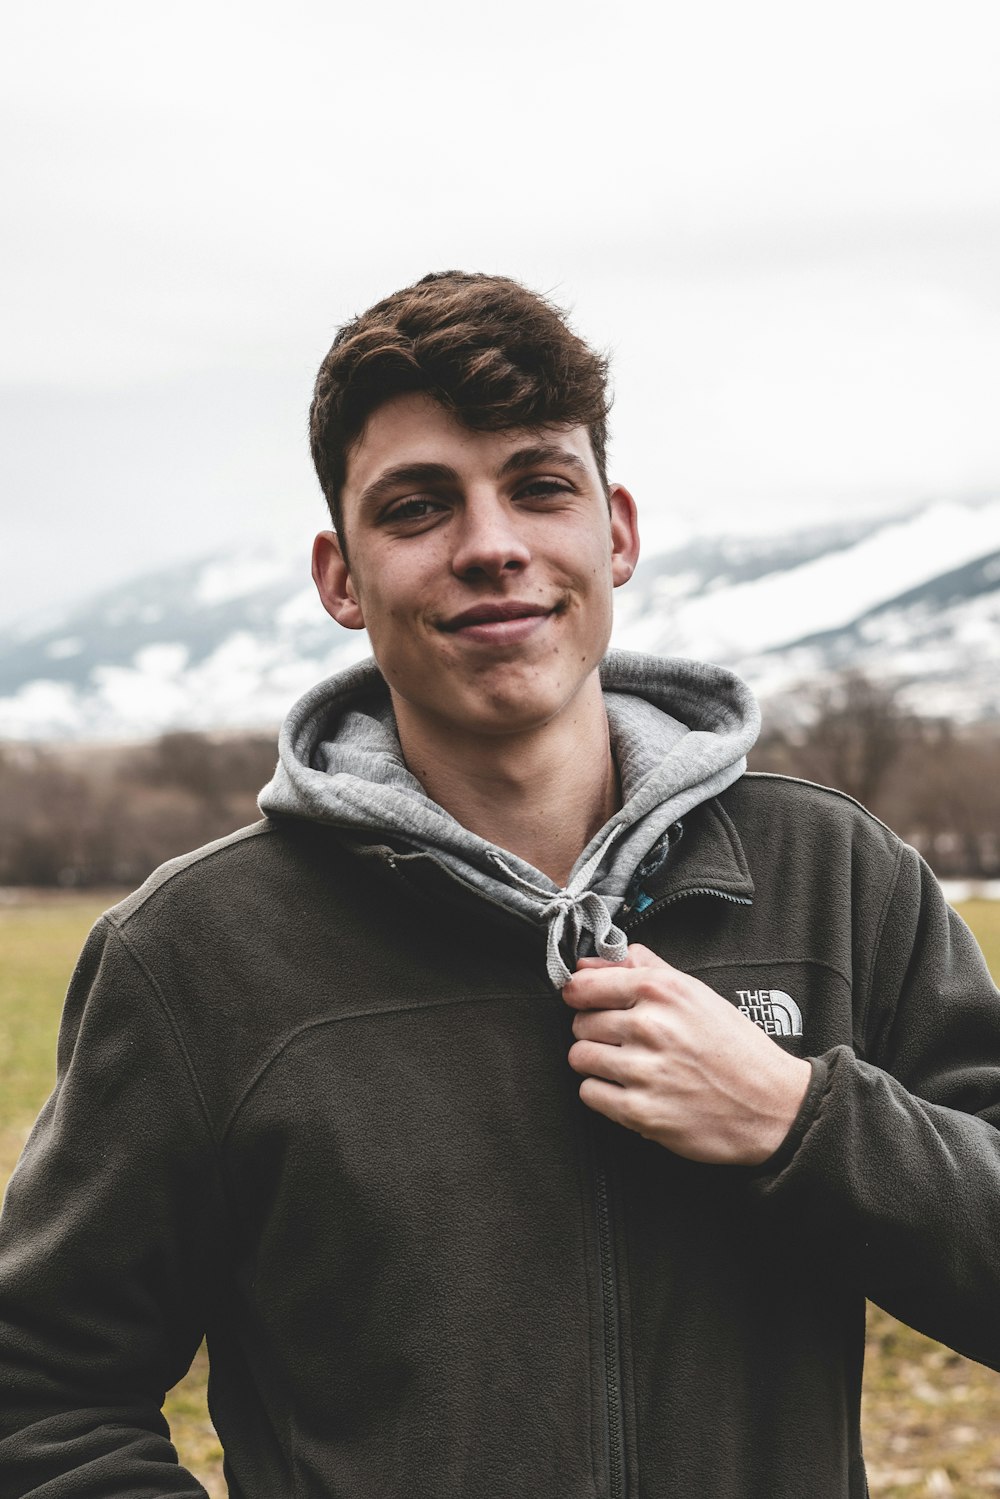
top-left (1, 271), bottom-right (999, 1498)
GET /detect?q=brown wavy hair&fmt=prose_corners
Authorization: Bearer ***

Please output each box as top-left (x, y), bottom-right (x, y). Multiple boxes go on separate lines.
top-left (309, 270), bottom-right (612, 550)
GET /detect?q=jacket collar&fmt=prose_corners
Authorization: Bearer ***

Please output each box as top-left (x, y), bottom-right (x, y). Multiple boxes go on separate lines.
top-left (640, 795), bottom-right (755, 907)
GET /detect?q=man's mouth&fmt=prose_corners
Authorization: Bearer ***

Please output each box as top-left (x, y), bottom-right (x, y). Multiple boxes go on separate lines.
top-left (439, 601), bottom-right (556, 632)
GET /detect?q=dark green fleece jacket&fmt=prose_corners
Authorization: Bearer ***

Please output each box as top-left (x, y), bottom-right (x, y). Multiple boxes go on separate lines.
top-left (1, 774), bottom-right (999, 1498)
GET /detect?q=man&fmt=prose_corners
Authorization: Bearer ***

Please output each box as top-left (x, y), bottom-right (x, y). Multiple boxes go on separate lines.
top-left (1, 270), bottom-right (998, 1498)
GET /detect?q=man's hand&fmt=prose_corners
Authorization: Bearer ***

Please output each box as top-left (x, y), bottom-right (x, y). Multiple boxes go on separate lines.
top-left (563, 944), bottom-right (812, 1166)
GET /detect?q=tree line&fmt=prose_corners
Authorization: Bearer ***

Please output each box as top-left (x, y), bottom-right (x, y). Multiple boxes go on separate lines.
top-left (0, 732), bottom-right (277, 887)
top-left (750, 672), bottom-right (999, 881)
top-left (0, 673), bottom-right (997, 886)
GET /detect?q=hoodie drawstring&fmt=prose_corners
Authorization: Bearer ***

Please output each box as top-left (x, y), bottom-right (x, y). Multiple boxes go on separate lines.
top-left (490, 825), bottom-right (629, 988)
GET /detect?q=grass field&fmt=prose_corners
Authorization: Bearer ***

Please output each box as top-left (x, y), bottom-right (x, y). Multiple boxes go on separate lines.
top-left (2, 890), bottom-right (1000, 1498)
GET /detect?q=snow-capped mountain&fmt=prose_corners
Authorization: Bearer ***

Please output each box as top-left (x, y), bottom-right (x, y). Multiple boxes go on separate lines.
top-left (611, 497), bottom-right (1000, 724)
top-left (1, 496), bottom-right (998, 740)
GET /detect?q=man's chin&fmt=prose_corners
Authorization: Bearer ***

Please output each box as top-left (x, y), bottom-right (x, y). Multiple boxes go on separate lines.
top-left (389, 687), bottom-right (558, 745)
top-left (442, 686), bottom-right (588, 743)
top-left (387, 654), bottom-right (606, 747)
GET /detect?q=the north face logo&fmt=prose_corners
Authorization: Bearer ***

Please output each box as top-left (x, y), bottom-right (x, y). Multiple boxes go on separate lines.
top-left (735, 989), bottom-right (803, 1037)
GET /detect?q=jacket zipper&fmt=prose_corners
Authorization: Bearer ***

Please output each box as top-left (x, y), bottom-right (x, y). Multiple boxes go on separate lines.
top-left (587, 883), bottom-right (746, 1495)
top-left (594, 1147), bottom-right (626, 1499)
top-left (622, 884), bottom-right (752, 932)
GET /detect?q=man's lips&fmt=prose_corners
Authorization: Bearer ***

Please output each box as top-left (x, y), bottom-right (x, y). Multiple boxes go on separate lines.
top-left (438, 601), bottom-right (555, 632)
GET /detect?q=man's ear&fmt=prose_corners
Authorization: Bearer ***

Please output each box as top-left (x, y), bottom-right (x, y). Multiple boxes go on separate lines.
top-left (312, 531), bottom-right (366, 630)
top-left (608, 484), bottom-right (641, 587)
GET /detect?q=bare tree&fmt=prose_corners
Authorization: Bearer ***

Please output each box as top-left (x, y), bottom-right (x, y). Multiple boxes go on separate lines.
top-left (752, 670), bottom-right (911, 808)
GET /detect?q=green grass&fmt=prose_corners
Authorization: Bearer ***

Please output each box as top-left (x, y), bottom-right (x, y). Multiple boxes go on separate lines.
top-left (2, 889), bottom-right (1000, 1496)
top-left (961, 899), bottom-right (1000, 983)
top-left (0, 894), bottom-right (111, 1185)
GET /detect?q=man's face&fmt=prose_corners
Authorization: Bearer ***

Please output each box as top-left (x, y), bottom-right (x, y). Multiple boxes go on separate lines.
top-left (313, 392), bottom-right (639, 747)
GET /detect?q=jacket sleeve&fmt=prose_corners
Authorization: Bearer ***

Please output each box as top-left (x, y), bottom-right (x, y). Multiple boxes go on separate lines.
top-left (0, 917), bottom-right (225, 1496)
top-left (753, 841), bottom-right (1000, 1371)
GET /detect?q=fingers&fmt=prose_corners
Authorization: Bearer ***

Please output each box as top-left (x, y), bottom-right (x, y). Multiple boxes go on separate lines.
top-left (620, 943), bottom-right (668, 970)
top-left (562, 953), bottom-right (679, 1011)
top-left (569, 998), bottom-right (654, 1088)
top-left (571, 1008), bottom-right (628, 1043)
top-left (573, 944), bottom-right (666, 973)
top-left (578, 1075), bottom-right (632, 1129)
top-left (568, 1037), bottom-right (630, 1083)
top-left (562, 971), bottom-right (635, 1011)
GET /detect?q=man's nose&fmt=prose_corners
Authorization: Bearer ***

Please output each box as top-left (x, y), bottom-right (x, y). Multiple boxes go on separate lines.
top-left (450, 495), bottom-right (531, 580)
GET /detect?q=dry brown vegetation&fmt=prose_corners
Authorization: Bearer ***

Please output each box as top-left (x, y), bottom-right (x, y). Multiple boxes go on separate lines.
top-left (750, 671), bottom-right (1000, 879)
top-left (0, 731), bottom-right (277, 887)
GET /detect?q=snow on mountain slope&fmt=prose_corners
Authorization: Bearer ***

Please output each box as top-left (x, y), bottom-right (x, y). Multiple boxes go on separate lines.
top-left (0, 496), bottom-right (997, 739)
top-left (613, 499), bottom-right (1000, 660)
top-left (741, 546), bottom-right (1000, 722)
top-left (0, 551), bottom-right (365, 738)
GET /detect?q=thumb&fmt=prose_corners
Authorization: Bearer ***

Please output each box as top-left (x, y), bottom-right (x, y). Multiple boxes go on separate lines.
top-left (622, 943), bottom-right (670, 970)
top-left (574, 944), bottom-right (668, 974)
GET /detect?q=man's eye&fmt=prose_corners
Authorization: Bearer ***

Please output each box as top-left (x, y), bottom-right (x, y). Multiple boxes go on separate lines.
top-left (385, 497), bottom-right (440, 522)
top-left (517, 478), bottom-right (572, 500)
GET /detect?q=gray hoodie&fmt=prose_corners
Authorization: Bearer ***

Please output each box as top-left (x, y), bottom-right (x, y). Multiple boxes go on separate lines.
top-left (259, 649), bottom-right (760, 986)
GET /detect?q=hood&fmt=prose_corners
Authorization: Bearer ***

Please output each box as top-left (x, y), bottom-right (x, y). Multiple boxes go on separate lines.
top-left (259, 649), bottom-right (760, 987)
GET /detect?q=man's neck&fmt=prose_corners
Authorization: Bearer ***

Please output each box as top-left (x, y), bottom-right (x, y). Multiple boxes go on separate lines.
top-left (392, 682), bottom-right (621, 889)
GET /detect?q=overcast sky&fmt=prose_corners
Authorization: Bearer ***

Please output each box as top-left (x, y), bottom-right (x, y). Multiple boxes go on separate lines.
top-left (2, 0), bottom-right (999, 626)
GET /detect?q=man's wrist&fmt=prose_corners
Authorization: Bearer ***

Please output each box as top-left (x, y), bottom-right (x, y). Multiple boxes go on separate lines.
top-left (744, 1053), bottom-right (813, 1166)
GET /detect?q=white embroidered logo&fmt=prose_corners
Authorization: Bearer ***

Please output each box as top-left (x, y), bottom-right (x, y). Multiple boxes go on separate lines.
top-left (735, 989), bottom-right (803, 1037)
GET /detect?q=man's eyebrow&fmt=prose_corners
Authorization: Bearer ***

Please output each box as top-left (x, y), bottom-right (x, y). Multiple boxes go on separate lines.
top-left (356, 463), bottom-right (460, 514)
top-left (496, 444), bottom-right (590, 479)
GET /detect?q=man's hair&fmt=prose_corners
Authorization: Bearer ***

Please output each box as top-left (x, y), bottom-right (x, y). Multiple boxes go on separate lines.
top-left (309, 270), bottom-right (612, 547)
